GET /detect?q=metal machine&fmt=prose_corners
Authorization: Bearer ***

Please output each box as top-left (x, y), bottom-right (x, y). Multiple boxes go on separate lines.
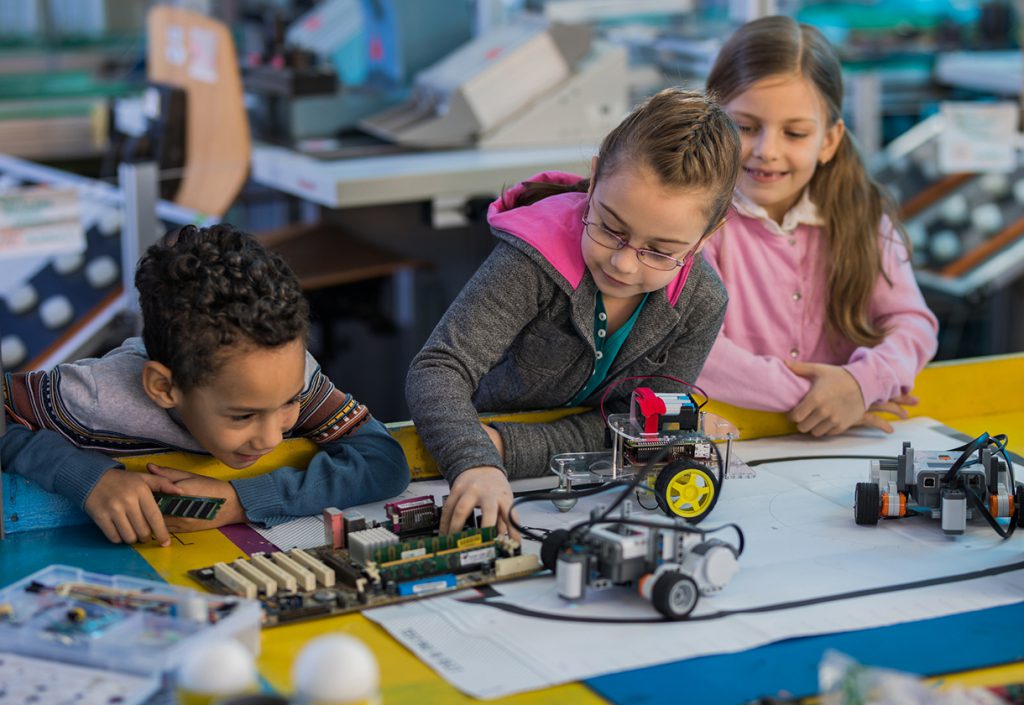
top-left (855, 433), bottom-right (1023, 536)
top-left (540, 500), bottom-right (743, 620)
top-left (549, 386), bottom-right (739, 524)
top-left (361, 15), bottom-right (628, 149)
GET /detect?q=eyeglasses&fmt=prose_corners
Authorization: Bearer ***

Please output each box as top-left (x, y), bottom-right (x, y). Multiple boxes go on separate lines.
top-left (582, 207), bottom-right (724, 271)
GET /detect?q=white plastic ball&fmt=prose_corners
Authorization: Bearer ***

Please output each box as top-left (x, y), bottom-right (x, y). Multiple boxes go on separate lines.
top-left (939, 194), bottom-right (969, 226)
top-left (6, 284), bottom-right (38, 315)
top-left (978, 172), bottom-right (1010, 200)
top-left (39, 295), bottom-right (74, 329)
top-left (177, 639), bottom-right (257, 698)
top-left (971, 203), bottom-right (1004, 235)
top-left (85, 255), bottom-right (120, 289)
top-left (98, 208), bottom-right (122, 236)
top-left (929, 229), bottom-right (962, 263)
top-left (1, 335), bottom-right (27, 369)
top-left (292, 634), bottom-right (380, 704)
top-left (54, 252), bottom-right (85, 275)
top-left (905, 221), bottom-right (928, 250)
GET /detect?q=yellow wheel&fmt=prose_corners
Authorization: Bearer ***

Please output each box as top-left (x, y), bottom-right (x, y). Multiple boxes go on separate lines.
top-left (654, 460), bottom-right (720, 523)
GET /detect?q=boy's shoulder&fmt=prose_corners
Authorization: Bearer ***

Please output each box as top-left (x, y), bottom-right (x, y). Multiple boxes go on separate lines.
top-left (9, 337), bottom-right (203, 454)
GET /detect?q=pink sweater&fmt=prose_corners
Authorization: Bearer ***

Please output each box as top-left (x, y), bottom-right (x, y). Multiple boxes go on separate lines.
top-left (696, 204), bottom-right (939, 412)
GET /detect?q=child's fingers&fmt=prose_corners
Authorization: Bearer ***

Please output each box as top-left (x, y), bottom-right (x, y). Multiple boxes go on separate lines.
top-left (446, 495), bottom-right (477, 535)
top-left (479, 498), bottom-right (499, 532)
top-left (439, 495), bottom-right (455, 534)
top-left (140, 498), bottom-right (172, 546)
top-left (790, 391), bottom-right (828, 426)
top-left (139, 472), bottom-right (186, 495)
top-left (860, 413), bottom-right (894, 434)
top-left (146, 463), bottom-right (192, 482)
top-left (807, 418), bottom-right (835, 437)
top-left (890, 393), bottom-right (919, 406)
top-left (125, 504), bottom-right (158, 544)
top-left (93, 515), bottom-right (121, 544)
top-left (501, 505), bottom-right (522, 542)
top-left (786, 360), bottom-right (821, 379)
top-left (111, 512), bottom-right (139, 544)
top-left (793, 405), bottom-right (826, 433)
top-left (868, 400), bottom-right (908, 418)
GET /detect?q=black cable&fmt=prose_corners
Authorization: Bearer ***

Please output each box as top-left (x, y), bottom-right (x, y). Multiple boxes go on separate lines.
top-left (509, 480), bottom-right (637, 542)
top-left (511, 481), bottom-right (607, 499)
top-left (510, 444), bottom-right (675, 543)
top-left (746, 454), bottom-right (895, 467)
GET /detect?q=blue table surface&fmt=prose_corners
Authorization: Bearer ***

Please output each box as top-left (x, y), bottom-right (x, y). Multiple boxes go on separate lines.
top-left (588, 600), bottom-right (1024, 704)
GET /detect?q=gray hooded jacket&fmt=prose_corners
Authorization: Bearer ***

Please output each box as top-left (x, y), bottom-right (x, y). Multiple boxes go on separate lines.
top-left (406, 183), bottom-right (727, 482)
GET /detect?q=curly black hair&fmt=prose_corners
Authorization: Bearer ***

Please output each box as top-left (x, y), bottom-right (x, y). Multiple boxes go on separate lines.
top-left (135, 223), bottom-right (309, 390)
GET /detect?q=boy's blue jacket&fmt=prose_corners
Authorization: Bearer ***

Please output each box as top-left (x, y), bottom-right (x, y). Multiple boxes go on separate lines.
top-left (2, 338), bottom-right (409, 525)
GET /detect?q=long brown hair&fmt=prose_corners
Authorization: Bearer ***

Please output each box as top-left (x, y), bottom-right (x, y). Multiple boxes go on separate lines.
top-left (707, 15), bottom-right (907, 348)
top-left (511, 88), bottom-right (740, 238)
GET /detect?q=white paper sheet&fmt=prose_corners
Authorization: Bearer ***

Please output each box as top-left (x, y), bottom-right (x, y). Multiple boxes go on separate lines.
top-left (360, 418), bottom-right (1024, 698)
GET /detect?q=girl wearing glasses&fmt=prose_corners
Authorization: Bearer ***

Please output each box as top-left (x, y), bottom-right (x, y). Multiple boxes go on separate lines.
top-left (407, 88), bottom-right (740, 537)
top-left (695, 16), bottom-right (938, 438)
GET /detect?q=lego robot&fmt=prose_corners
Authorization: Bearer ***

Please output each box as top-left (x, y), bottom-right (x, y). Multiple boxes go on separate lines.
top-left (549, 386), bottom-right (737, 524)
top-left (854, 433), bottom-right (1023, 536)
top-left (540, 500), bottom-right (744, 620)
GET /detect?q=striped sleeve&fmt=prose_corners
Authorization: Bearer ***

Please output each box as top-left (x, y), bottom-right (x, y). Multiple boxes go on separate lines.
top-left (293, 369), bottom-right (371, 444)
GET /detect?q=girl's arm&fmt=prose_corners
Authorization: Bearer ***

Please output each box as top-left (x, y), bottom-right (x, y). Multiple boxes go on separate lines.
top-left (695, 240), bottom-right (813, 411)
top-left (696, 334), bottom-right (813, 411)
top-left (842, 227), bottom-right (939, 407)
top-left (406, 242), bottom-right (548, 484)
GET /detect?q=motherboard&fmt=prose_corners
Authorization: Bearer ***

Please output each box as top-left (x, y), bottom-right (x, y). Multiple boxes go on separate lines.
top-left (188, 495), bottom-right (542, 626)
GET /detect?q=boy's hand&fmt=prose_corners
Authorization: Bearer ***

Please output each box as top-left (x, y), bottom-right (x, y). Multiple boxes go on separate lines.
top-left (84, 468), bottom-right (183, 547)
top-left (440, 466), bottom-right (519, 541)
top-left (146, 463), bottom-right (246, 531)
top-left (787, 361), bottom-right (866, 437)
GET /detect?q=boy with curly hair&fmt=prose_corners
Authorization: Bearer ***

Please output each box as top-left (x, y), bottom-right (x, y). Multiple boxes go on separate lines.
top-left (2, 225), bottom-right (409, 546)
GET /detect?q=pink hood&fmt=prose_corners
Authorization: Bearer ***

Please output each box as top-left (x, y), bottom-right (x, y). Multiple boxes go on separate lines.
top-left (486, 171), bottom-right (693, 306)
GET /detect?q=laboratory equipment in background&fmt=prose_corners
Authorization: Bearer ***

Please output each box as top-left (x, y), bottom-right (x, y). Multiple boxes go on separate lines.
top-left (362, 16), bottom-right (628, 148)
top-left (0, 155), bottom-right (213, 377)
top-left (873, 106), bottom-right (1024, 358)
top-left (242, 0), bottom-right (475, 145)
top-left (0, 1), bottom-right (149, 162)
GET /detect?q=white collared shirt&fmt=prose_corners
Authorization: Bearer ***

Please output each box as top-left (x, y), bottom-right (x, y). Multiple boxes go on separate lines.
top-left (731, 188), bottom-right (823, 236)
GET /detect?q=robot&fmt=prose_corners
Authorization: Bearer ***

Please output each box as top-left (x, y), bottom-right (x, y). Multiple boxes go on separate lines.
top-left (855, 433), bottom-right (1023, 536)
top-left (549, 386), bottom-right (737, 524)
top-left (540, 500), bottom-right (744, 620)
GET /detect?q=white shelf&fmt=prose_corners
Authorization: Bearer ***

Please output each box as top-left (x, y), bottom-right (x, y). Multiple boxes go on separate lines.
top-left (250, 142), bottom-right (597, 209)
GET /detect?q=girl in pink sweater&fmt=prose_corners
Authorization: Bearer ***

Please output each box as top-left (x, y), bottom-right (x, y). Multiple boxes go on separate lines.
top-left (696, 16), bottom-right (938, 436)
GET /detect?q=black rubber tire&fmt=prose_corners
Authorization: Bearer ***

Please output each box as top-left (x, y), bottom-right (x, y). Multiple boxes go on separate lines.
top-left (650, 572), bottom-right (699, 620)
top-left (1015, 485), bottom-right (1024, 528)
top-left (540, 529), bottom-right (570, 572)
top-left (855, 482), bottom-right (881, 525)
top-left (654, 459), bottom-right (721, 524)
